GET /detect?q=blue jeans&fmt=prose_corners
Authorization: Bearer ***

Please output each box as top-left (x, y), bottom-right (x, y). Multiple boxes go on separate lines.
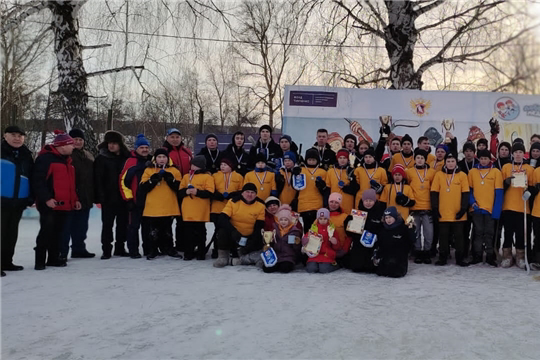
top-left (61, 208), bottom-right (90, 256)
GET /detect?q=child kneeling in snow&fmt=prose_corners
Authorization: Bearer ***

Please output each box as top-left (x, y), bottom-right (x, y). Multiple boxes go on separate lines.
top-left (302, 208), bottom-right (341, 273)
top-left (263, 206), bottom-right (303, 273)
top-left (372, 206), bottom-right (415, 278)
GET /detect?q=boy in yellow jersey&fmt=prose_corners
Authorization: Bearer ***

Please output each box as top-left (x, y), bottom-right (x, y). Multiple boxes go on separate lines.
top-left (178, 155), bottom-right (215, 260)
top-left (213, 183), bottom-right (266, 268)
top-left (292, 148), bottom-right (328, 232)
top-left (389, 134), bottom-right (415, 171)
top-left (468, 149), bottom-right (503, 267)
top-left (416, 136), bottom-right (436, 165)
top-left (275, 151), bottom-right (298, 209)
top-left (530, 166), bottom-right (540, 270)
top-left (500, 142), bottom-right (535, 269)
top-left (210, 157), bottom-right (244, 258)
top-left (458, 141), bottom-right (478, 261)
top-left (430, 153), bottom-right (470, 266)
top-left (354, 147), bottom-right (387, 206)
top-left (326, 148), bottom-right (359, 215)
top-left (431, 144), bottom-right (448, 172)
top-left (139, 148), bottom-right (183, 260)
top-left (380, 164), bottom-right (415, 220)
top-left (244, 153), bottom-right (277, 201)
top-left (406, 148), bottom-right (436, 264)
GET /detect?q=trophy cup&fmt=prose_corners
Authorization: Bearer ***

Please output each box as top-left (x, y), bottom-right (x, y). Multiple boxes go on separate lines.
top-left (379, 115), bottom-right (392, 138)
top-left (441, 119), bottom-right (455, 144)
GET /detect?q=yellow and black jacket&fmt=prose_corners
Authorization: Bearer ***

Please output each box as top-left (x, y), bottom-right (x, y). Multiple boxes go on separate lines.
top-left (140, 164), bottom-right (182, 217)
top-left (380, 182), bottom-right (416, 220)
top-left (326, 165), bottom-right (359, 215)
top-left (430, 167), bottom-right (469, 222)
top-left (406, 166), bottom-right (436, 211)
top-left (211, 170), bottom-right (244, 214)
top-left (178, 170), bottom-right (215, 222)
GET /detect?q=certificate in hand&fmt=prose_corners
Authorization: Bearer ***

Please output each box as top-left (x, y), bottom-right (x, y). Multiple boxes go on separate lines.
top-left (346, 210), bottom-right (368, 234)
top-left (303, 232), bottom-right (323, 258)
top-left (511, 171), bottom-right (527, 188)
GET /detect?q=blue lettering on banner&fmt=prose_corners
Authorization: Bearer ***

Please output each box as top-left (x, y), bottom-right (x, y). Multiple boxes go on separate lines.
top-left (289, 91), bottom-right (338, 107)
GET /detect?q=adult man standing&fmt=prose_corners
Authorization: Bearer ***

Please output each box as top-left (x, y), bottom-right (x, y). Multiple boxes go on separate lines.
top-left (163, 128), bottom-right (192, 177)
top-left (60, 129), bottom-right (95, 260)
top-left (249, 125), bottom-right (282, 169)
top-left (33, 131), bottom-right (80, 270)
top-left (1, 126), bottom-right (34, 276)
top-left (120, 134), bottom-right (153, 258)
top-left (312, 128), bottom-right (336, 171)
top-left (94, 130), bottom-right (130, 259)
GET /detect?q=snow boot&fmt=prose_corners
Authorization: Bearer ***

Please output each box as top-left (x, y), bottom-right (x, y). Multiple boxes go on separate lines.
top-left (213, 250), bottom-right (230, 268)
top-left (34, 248), bottom-right (46, 270)
top-left (211, 248), bottom-right (219, 259)
top-left (146, 249), bottom-right (159, 260)
top-left (414, 251), bottom-right (423, 264)
top-left (470, 253), bottom-right (483, 265)
top-left (455, 252), bottom-right (470, 267)
top-left (1, 271), bottom-right (5, 277)
top-left (422, 251), bottom-right (432, 264)
top-left (515, 249), bottom-right (526, 269)
top-left (166, 247), bottom-right (183, 258)
top-left (435, 253), bottom-right (448, 266)
top-left (486, 253), bottom-right (498, 267)
top-left (500, 248), bottom-right (514, 268)
top-left (113, 244), bottom-right (129, 257)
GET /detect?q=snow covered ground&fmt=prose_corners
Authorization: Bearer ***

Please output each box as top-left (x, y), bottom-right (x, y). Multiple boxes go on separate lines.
top-left (2, 209), bottom-right (539, 360)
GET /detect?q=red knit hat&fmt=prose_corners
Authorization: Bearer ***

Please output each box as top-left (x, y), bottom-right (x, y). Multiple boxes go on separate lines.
top-left (220, 157), bottom-right (234, 169)
top-left (392, 164), bottom-right (406, 178)
top-left (52, 129), bottom-right (74, 147)
top-left (336, 148), bottom-right (349, 159)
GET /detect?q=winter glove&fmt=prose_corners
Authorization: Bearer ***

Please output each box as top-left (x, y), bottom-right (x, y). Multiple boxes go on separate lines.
top-left (290, 198), bottom-right (298, 212)
top-left (489, 117), bottom-right (500, 135)
top-left (395, 193), bottom-right (409, 206)
top-left (275, 172), bottom-right (285, 192)
top-left (527, 185), bottom-right (539, 196)
top-left (504, 176), bottom-right (514, 186)
top-left (315, 177), bottom-right (326, 191)
top-left (162, 171), bottom-right (174, 183)
top-left (455, 209), bottom-right (467, 220)
top-left (370, 180), bottom-right (384, 194)
top-left (150, 173), bottom-right (162, 184)
top-left (292, 166), bottom-right (302, 176)
top-left (213, 191), bottom-right (225, 202)
top-left (379, 124), bottom-right (391, 137)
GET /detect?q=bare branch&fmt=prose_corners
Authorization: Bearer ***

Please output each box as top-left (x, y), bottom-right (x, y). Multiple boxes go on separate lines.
top-left (87, 65), bottom-right (144, 78)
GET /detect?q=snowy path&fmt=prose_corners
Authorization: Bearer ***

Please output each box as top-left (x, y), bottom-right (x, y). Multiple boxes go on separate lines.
top-left (2, 210), bottom-right (539, 360)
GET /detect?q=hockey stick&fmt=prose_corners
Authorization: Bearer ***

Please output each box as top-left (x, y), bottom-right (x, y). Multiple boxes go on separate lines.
top-left (391, 119), bottom-right (420, 130)
top-left (247, 135), bottom-right (257, 147)
top-left (523, 191), bottom-right (531, 274)
top-left (494, 219), bottom-right (502, 263)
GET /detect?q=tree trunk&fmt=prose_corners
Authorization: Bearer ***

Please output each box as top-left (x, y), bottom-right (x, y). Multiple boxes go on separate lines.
top-left (384, 1), bottom-right (422, 90)
top-left (49, 1), bottom-right (97, 151)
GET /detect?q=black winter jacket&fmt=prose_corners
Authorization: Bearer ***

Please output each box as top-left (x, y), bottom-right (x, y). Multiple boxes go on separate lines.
top-left (71, 148), bottom-right (94, 209)
top-left (94, 146), bottom-right (129, 204)
top-left (375, 220), bottom-right (415, 278)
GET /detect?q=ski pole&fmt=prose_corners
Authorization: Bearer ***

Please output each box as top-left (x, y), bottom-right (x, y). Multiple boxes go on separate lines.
top-left (523, 191), bottom-right (531, 274)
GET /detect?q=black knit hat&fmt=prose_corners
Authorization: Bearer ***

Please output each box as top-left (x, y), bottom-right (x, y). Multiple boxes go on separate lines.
top-left (477, 138), bottom-right (488, 148)
top-left (305, 148), bottom-right (319, 162)
top-left (191, 155), bottom-right (206, 169)
top-left (401, 134), bottom-right (413, 145)
top-left (414, 148), bottom-right (428, 160)
top-left (205, 133), bottom-right (218, 143)
top-left (530, 142), bottom-right (540, 152)
top-left (498, 141), bottom-right (511, 153)
top-left (463, 141), bottom-right (476, 153)
top-left (69, 128), bottom-right (84, 140)
top-left (445, 152), bottom-right (457, 161)
top-left (254, 153), bottom-right (267, 164)
top-left (242, 183), bottom-right (258, 192)
top-left (477, 149), bottom-right (491, 159)
top-left (153, 147), bottom-right (169, 160)
top-left (259, 124), bottom-right (272, 134)
top-left (363, 147), bottom-right (375, 157)
top-left (512, 142), bottom-right (526, 153)
top-left (344, 134), bottom-right (357, 146)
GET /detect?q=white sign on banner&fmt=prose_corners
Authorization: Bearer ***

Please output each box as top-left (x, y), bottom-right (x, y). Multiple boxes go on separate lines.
top-left (283, 85), bottom-right (540, 155)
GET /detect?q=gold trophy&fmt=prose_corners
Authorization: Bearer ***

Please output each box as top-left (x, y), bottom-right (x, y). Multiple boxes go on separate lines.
top-left (379, 115), bottom-right (392, 138)
top-left (441, 119), bottom-right (455, 144)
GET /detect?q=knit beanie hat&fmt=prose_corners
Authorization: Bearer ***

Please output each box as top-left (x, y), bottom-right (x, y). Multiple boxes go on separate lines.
top-left (242, 183), bottom-right (258, 193)
top-left (392, 164), bottom-right (406, 178)
top-left (336, 148), bottom-right (349, 159)
top-left (445, 152), bottom-right (457, 161)
top-left (477, 149), bottom-right (491, 159)
top-left (254, 153), bottom-right (267, 164)
top-left (134, 134), bottom-right (150, 149)
top-left (384, 206), bottom-right (399, 220)
top-left (259, 124), bottom-right (272, 134)
top-left (205, 133), bottom-right (218, 143)
top-left (498, 141), bottom-right (511, 154)
top-left (363, 147), bottom-right (375, 158)
top-left (362, 188), bottom-right (377, 202)
top-left (530, 142), bottom-right (540, 152)
top-left (329, 192), bottom-right (343, 204)
top-left (283, 151), bottom-right (296, 163)
top-left (463, 141), bottom-right (476, 153)
top-left (477, 138), bottom-right (488, 148)
top-left (153, 147), bottom-right (169, 160)
top-left (436, 144), bottom-right (449, 153)
top-left (414, 148), bottom-right (428, 160)
top-left (52, 130), bottom-right (74, 147)
top-left (220, 157), bottom-right (234, 169)
top-left (401, 134), bottom-right (413, 145)
top-left (275, 205), bottom-right (293, 223)
top-left (265, 196), bottom-right (281, 208)
top-left (68, 128), bottom-right (84, 140)
top-left (191, 154), bottom-right (206, 169)
top-left (512, 142), bottom-right (525, 153)
top-left (279, 134), bottom-right (292, 144)
top-left (305, 148), bottom-right (319, 162)
top-left (344, 134), bottom-right (357, 146)
top-left (317, 208), bottom-right (330, 219)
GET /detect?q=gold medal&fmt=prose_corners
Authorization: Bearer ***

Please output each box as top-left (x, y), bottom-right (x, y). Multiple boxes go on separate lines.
top-left (260, 186), bottom-right (264, 190)
top-left (481, 181), bottom-right (484, 185)
top-left (311, 176), bottom-right (315, 180)
top-left (446, 188), bottom-right (450, 192)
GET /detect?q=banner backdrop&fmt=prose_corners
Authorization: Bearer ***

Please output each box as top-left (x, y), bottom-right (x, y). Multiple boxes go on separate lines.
top-left (283, 85), bottom-right (540, 156)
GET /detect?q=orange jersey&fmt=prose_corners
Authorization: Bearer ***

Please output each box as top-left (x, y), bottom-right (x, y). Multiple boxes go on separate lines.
top-left (501, 163), bottom-right (534, 213)
top-left (406, 167), bottom-right (436, 211)
top-left (431, 170), bottom-right (469, 222)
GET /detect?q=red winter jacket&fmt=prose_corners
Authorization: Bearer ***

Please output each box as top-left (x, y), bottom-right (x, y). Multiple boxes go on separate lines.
top-left (264, 210), bottom-right (276, 231)
top-left (32, 145), bottom-right (78, 211)
top-left (163, 141), bottom-right (192, 177)
top-left (302, 220), bottom-right (341, 264)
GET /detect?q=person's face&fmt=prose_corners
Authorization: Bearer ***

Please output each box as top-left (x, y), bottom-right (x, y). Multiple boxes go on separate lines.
top-left (477, 143), bottom-right (487, 151)
top-left (316, 132), bottom-right (328, 146)
top-left (531, 136), bottom-right (540, 144)
top-left (445, 158), bottom-right (457, 169)
top-left (345, 138), bottom-right (356, 151)
top-left (464, 149), bottom-right (475, 160)
top-left (260, 129), bottom-right (271, 141)
top-left (206, 137), bottom-right (218, 150)
top-left (384, 215), bottom-right (395, 225)
top-left (256, 161), bottom-right (266, 169)
top-left (435, 148), bottom-right (446, 160)
top-left (318, 217), bottom-right (328, 225)
top-left (358, 143), bottom-right (369, 154)
top-left (267, 203), bottom-right (279, 215)
top-left (280, 139), bottom-right (290, 151)
top-left (499, 146), bottom-right (510, 158)
top-left (415, 155), bottom-right (425, 166)
top-left (402, 141), bottom-right (412, 153)
top-left (167, 133), bottom-right (182, 147)
top-left (390, 140), bottom-right (401, 153)
top-left (307, 158), bottom-right (317, 166)
top-left (513, 150), bottom-right (524, 162)
top-left (73, 137), bottom-right (84, 150)
top-left (364, 154), bottom-right (374, 164)
top-left (329, 200), bottom-right (340, 211)
top-left (419, 140), bottom-right (430, 151)
top-left (337, 156), bottom-right (348, 166)
top-left (156, 154), bottom-right (168, 166)
top-left (479, 157), bottom-right (491, 167)
top-left (136, 145), bottom-right (149, 157)
top-left (3, 132), bottom-right (25, 148)
top-left (531, 148), bottom-right (540, 159)
top-left (220, 162), bottom-right (232, 173)
top-left (108, 142), bottom-right (120, 154)
top-left (234, 134), bottom-right (244, 147)
top-left (393, 173), bottom-right (403, 183)
top-left (284, 159), bottom-right (294, 169)
top-left (278, 217), bottom-right (290, 228)
top-left (363, 198), bottom-right (375, 209)
top-left (243, 190), bottom-right (256, 202)
top-left (56, 144), bottom-right (74, 155)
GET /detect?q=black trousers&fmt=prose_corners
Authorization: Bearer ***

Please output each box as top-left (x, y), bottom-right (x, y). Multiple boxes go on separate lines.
top-left (438, 222), bottom-right (464, 256)
top-left (431, 215), bottom-right (440, 254)
top-left (147, 216), bottom-right (174, 252)
top-left (263, 261), bottom-right (295, 273)
top-left (36, 207), bottom-right (69, 266)
top-left (101, 202), bottom-right (128, 251)
top-left (127, 207), bottom-right (151, 255)
top-left (300, 210), bottom-right (317, 234)
top-left (502, 210), bottom-right (530, 250)
top-left (1, 205), bottom-right (25, 267)
top-left (183, 221), bottom-right (207, 258)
